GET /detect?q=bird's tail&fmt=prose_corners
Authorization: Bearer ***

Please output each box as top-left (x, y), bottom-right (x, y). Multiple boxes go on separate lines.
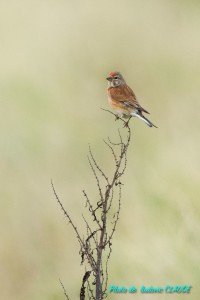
top-left (131, 112), bottom-right (157, 128)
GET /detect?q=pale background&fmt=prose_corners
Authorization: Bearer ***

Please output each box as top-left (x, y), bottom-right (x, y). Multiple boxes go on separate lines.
top-left (0, 1), bottom-right (200, 299)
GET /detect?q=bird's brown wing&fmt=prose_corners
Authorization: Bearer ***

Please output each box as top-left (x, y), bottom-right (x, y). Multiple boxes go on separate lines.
top-left (109, 85), bottom-right (150, 114)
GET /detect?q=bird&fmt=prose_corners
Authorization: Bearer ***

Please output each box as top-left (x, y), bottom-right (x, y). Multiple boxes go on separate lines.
top-left (106, 71), bottom-right (157, 128)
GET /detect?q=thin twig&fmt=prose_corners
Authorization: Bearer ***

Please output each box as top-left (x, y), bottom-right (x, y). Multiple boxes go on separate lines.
top-left (59, 278), bottom-right (70, 300)
top-left (87, 155), bottom-right (104, 204)
top-left (51, 181), bottom-right (96, 271)
top-left (83, 190), bottom-right (102, 230)
top-left (89, 145), bottom-right (109, 185)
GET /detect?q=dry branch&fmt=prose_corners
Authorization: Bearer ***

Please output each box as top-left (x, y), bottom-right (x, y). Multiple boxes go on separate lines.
top-left (53, 109), bottom-right (131, 300)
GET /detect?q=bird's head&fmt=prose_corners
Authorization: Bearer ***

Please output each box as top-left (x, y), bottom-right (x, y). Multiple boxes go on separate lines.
top-left (106, 71), bottom-right (125, 87)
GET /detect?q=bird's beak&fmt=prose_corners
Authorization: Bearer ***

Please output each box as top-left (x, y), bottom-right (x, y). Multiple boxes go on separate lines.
top-left (106, 76), bottom-right (112, 81)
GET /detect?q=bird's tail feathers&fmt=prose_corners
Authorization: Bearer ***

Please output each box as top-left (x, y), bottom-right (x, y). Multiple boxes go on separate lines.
top-left (131, 112), bottom-right (157, 128)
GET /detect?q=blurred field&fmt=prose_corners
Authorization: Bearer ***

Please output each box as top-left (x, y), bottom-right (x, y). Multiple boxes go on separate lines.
top-left (0, 0), bottom-right (200, 299)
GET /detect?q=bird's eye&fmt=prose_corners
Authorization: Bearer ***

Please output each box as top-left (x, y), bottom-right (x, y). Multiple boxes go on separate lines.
top-left (114, 76), bottom-right (118, 79)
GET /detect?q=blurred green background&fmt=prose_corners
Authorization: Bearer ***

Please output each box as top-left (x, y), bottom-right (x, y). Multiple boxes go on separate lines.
top-left (0, 0), bottom-right (200, 299)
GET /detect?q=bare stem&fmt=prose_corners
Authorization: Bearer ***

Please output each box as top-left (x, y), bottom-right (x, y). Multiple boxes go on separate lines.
top-left (53, 109), bottom-right (131, 300)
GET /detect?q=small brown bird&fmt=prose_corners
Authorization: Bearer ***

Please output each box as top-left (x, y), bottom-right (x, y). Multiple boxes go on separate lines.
top-left (106, 71), bottom-right (157, 128)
